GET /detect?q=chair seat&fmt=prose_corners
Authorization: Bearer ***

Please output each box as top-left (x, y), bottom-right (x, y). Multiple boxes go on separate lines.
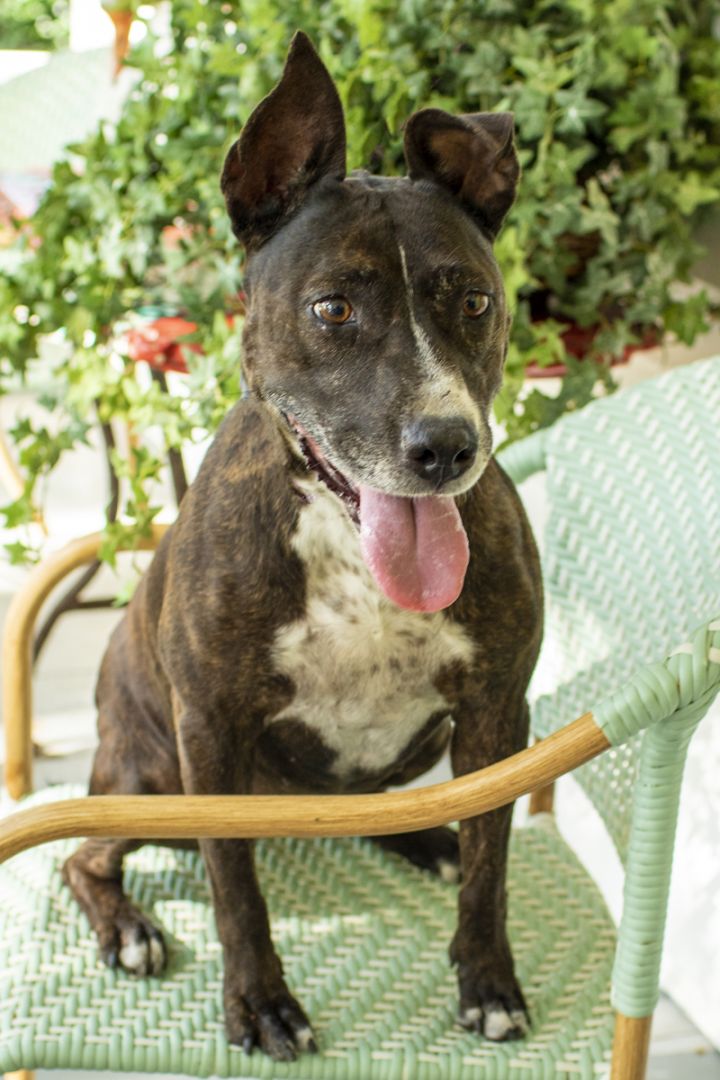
top-left (0, 786), bottom-right (615, 1079)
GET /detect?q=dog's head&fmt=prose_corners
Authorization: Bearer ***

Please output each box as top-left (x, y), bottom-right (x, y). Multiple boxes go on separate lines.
top-left (221, 32), bottom-right (520, 612)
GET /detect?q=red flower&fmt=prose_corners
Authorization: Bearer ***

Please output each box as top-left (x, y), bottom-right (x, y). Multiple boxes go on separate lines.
top-left (125, 317), bottom-right (201, 373)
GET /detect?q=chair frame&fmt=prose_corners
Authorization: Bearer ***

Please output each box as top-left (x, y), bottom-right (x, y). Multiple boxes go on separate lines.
top-left (6, 514), bottom-right (707, 1080)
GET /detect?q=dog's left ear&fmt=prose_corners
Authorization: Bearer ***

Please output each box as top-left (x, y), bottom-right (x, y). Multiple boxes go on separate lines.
top-left (221, 31), bottom-right (346, 250)
top-left (403, 109), bottom-right (519, 237)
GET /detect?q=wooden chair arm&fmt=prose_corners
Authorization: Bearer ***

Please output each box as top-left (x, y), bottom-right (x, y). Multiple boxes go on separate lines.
top-left (0, 713), bottom-right (609, 863)
top-left (2, 526), bottom-right (169, 799)
top-left (1, 525), bottom-right (610, 866)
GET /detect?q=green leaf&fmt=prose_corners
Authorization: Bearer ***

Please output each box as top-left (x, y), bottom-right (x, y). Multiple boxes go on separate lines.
top-left (664, 291), bottom-right (710, 345)
top-left (4, 540), bottom-right (40, 566)
top-left (673, 173), bottom-right (720, 216)
top-left (1, 493), bottom-right (35, 529)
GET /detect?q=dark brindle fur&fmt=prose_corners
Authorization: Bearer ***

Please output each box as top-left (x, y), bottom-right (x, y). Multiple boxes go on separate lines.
top-left (64, 32), bottom-right (542, 1062)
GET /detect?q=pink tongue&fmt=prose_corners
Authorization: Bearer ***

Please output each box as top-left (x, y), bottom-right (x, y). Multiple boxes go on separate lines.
top-left (359, 486), bottom-right (470, 613)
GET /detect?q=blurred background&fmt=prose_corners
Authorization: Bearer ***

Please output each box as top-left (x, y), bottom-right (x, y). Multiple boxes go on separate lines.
top-left (1, 1), bottom-right (719, 1076)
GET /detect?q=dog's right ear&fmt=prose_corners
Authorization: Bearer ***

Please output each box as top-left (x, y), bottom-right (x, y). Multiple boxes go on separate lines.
top-left (221, 32), bottom-right (346, 251)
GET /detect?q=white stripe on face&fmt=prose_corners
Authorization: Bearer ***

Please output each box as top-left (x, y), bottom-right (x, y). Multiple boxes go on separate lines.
top-left (398, 242), bottom-right (442, 380)
top-left (397, 242), bottom-right (481, 427)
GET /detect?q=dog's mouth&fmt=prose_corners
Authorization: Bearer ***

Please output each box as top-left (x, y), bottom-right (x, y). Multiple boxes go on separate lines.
top-left (287, 415), bottom-right (469, 614)
top-left (291, 418), bottom-right (361, 526)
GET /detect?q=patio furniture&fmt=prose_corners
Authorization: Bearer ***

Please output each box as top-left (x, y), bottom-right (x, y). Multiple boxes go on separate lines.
top-left (1, 355), bottom-right (719, 1080)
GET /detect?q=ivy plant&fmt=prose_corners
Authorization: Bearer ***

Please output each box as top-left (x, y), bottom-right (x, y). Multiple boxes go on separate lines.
top-left (1, 0), bottom-right (718, 563)
top-left (0, 0), bottom-right (69, 50)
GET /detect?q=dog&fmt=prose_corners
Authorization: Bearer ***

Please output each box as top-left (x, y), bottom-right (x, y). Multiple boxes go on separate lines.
top-left (63, 31), bottom-right (543, 1062)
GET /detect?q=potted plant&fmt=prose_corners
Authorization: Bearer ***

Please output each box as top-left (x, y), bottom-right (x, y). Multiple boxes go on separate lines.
top-left (0, 0), bottom-right (69, 50)
top-left (1, 0), bottom-right (718, 564)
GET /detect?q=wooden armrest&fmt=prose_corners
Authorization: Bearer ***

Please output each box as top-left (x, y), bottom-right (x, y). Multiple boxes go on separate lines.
top-left (0, 712), bottom-right (608, 863)
top-left (1, 526), bottom-right (611, 865)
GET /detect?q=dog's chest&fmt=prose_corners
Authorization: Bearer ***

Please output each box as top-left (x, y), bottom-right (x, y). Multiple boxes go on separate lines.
top-left (269, 477), bottom-right (475, 777)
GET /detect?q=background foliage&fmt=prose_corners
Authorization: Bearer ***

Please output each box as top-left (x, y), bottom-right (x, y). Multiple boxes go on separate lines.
top-left (0, 0), bottom-right (69, 49)
top-left (1, 0), bottom-right (719, 563)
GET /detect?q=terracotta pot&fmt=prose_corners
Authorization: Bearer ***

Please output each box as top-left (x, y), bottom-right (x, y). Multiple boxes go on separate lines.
top-left (525, 322), bottom-right (660, 379)
top-left (104, 6), bottom-right (134, 76)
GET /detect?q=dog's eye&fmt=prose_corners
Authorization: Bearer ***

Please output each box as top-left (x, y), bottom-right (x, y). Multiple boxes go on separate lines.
top-left (462, 291), bottom-right (490, 318)
top-left (312, 297), bottom-right (354, 325)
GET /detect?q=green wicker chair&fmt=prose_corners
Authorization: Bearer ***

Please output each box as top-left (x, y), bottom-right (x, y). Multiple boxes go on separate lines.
top-left (2, 355), bottom-right (720, 1080)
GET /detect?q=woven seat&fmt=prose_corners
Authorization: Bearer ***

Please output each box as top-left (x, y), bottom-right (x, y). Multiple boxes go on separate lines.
top-left (0, 787), bottom-right (616, 1078)
top-left (2, 356), bottom-right (720, 1080)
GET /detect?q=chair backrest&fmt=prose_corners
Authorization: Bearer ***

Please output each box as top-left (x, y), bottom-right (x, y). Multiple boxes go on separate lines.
top-left (520, 357), bottom-right (720, 860)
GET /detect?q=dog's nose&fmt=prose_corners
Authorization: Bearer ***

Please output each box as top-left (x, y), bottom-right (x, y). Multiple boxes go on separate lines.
top-left (403, 417), bottom-right (478, 486)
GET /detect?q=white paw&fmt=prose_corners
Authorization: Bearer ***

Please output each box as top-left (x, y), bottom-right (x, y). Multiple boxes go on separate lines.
top-left (118, 927), bottom-right (166, 976)
top-left (457, 1005), bottom-right (529, 1041)
top-left (484, 1007), bottom-right (529, 1041)
top-left (295, 1026), bottom-right (316, 1051)
top-left (437, 858), bottom-right (461, 884)
top-left (458, 1006), bottom-right (482, 1029)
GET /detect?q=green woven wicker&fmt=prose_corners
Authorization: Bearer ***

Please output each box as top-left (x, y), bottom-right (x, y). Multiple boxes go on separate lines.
top-left (500, 354), bottom-right (720, 1018)
top-left (502, 357), bottom-right (720, 856)
top-left (0, 791), bottom-right (616, 1078)
top-left (1, 356), bottom-right (720, 1077)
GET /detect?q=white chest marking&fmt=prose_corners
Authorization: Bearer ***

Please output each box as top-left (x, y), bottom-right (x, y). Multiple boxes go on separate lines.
top-left (270, 477), bottom-right (475, 777)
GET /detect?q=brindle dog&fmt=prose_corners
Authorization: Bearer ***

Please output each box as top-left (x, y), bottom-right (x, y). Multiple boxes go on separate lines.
top-left (64, 31), bottom-right (542, 1062)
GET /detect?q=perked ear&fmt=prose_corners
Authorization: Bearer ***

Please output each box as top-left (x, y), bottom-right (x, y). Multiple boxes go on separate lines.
top-left (403, 109), bottom-right (519, 237)
top-left (221, 32), bottom-right (346, 250)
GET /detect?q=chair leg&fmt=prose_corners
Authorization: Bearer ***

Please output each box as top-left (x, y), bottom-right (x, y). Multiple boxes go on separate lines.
top-left (529, 781), bottom-right (555, 814)
top-left (528, 734), bottom-right (556, 815)
top-left (610, 1012), bottom-right (652, 1080)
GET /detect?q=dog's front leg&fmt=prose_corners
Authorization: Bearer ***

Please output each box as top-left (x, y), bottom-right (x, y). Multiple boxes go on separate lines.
top-left (176, 705), bottom-right (316, 1062)
top-left (449, 693), bottom-right (530, 1042)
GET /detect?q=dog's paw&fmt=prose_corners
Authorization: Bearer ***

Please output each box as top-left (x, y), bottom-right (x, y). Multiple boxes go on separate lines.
top-left (425, 826), bottom-right (461, 883)
top-left (98, 914), bottom-right (167, 977)
top-left (458, 1001), bottom-right (529, 1041)
top-left (436, 854), bottom-right (462, 885)
top-left (226, 988), bottom-right (317, 1062)
top-left (375, 825), bottom-right (461, 882)
top-left (452, 949), bottom-right (530, 1042)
